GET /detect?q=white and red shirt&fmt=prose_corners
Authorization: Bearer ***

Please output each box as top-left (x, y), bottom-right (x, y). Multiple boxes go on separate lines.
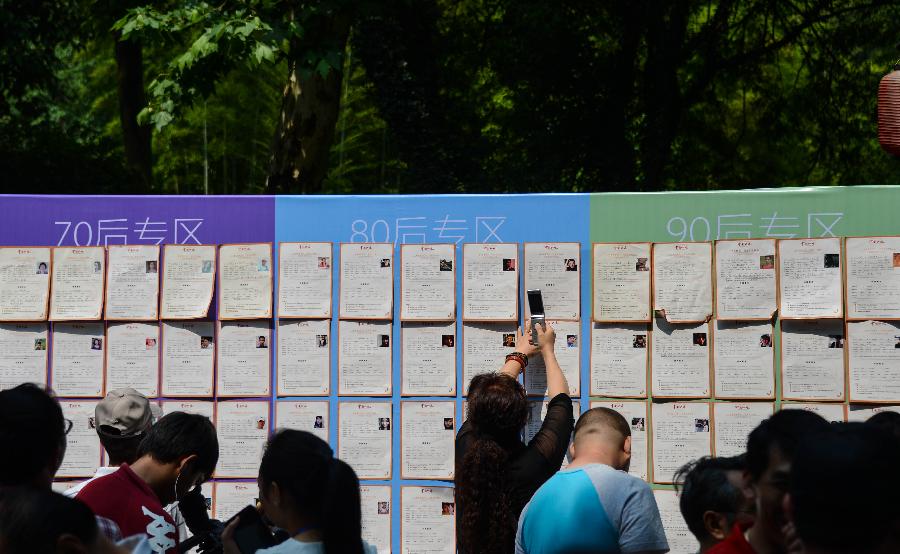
top-left (76, 464), bottom-right (178, 554)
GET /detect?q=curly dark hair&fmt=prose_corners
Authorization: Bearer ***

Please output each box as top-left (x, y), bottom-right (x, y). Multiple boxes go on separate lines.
top-left (457, 372), bottom-right (529, 554)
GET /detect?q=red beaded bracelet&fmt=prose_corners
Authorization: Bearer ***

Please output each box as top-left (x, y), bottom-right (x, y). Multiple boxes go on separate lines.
top-left (505, 352), bottom-right (528, 371)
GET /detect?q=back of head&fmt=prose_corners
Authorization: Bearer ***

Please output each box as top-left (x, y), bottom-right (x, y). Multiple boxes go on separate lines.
top-left (866, 410), bottom-right (900, 443)
top-left (458, 372), bottom-right (529, 553)
top-left (573, 407), bottom-right (631, 449)
top-left (466, 372), bottom-right (528, 440)
top-left (790, 422), bottom-right (900, 553)
top-left (0, 383), bottom-right (65, 487)
top-left (95, 388), bottom-right (157, 465)
top-left (0, 487), bottom-right (98, 553)
top-left (675, 455), bottom-right (747, 542)
top-left (746, 409), bottom-right (830, 481)
top-left (137, 412), bottom-right (218, 478)
top-left (259, 430), bottom-right (364, 554)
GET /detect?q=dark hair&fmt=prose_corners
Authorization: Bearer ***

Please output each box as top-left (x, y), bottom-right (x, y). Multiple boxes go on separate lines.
top-left (866, 410), bottom-right (900, 442)
top-left (791, 423), bottom-right (900, 552)
top-left (457, 372), bottom-right (529, 554)
top-left (574, 407), bottom-right (631, 442)
top-left (0, 488), bottom-right (98, 552)
top-left (745, 409), bottom-right (829, 480)
top-left (674, 455), bottom-right (746, 541)
top-left (0, 383), bottom-right (65, 486)
top-left (137, 412), bottom-right (218, 478)
top-left (259, 430), bottom-right (364, 554)
top-left (99, 433), bottom-right (144, 466)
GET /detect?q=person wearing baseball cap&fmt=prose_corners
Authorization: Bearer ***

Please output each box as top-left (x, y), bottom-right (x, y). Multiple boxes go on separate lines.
top-left (63, 388), bottom-right (159, 498)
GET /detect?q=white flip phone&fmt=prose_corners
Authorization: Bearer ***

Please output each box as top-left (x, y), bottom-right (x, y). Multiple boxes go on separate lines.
top-left (527, 289), bottom-right (546, 346)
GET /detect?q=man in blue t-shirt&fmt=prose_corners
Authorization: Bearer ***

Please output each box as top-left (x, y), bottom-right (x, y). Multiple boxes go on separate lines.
top-left (516, 407), bottom-right (669, 554)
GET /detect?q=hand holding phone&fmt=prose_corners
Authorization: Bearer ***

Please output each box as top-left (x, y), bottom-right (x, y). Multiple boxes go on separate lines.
top-left (534, 320), bottom-right (556, 352)
top-left (527, 290), bottom-right (546, 346)
top-left (221, 506), bottom-right (278, 554)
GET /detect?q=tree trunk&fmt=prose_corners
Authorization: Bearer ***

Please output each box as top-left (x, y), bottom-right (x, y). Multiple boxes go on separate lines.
top-left (267, 66), bottom-right (343, 194)
top-left (113, 35), bottom-right (152, 188)
top-left (267, 15), bottom-right (351, 194)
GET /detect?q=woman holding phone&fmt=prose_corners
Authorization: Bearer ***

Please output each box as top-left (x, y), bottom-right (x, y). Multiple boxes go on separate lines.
top-left (222, 430), bottom-right (376, 554)
top-left (455, 320), bottom-right (573, 554)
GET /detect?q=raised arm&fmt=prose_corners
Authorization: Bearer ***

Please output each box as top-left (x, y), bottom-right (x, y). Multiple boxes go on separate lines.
top-left (535, 322), bottom-right (569, 397)
top-left (500, 323), bottom-right (539, 379)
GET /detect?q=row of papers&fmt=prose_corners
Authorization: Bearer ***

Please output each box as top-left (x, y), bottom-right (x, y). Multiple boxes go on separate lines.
top-left (54, 396), bottom-right (896, 482)
top-left (5, 317), bottom-right (899, 401)
top-left (4, 236), bottom-right (899, 322)
top-left (0, 242), bottom-right (553, 322)
top-left (54, 399), bottom-right (449, 480)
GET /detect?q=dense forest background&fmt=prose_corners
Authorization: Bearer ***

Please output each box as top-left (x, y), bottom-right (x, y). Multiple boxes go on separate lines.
top-left (2, 0), bottom-right (899, 195)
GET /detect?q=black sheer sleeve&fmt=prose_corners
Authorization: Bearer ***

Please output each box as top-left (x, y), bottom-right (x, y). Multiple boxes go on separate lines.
top-left (526, 393), bottom-right (575, 464)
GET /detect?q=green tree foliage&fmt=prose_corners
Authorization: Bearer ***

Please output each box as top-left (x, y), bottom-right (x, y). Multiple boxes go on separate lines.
top-left (1, 0), bottom-right (899, 194)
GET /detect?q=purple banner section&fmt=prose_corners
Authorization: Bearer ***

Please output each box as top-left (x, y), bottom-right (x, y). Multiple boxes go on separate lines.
top-left (0, 195), bottom-right (275, 246)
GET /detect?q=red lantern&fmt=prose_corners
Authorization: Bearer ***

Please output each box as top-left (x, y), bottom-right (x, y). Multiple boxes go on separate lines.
top-left (878, 66), bottom-right (900, 156)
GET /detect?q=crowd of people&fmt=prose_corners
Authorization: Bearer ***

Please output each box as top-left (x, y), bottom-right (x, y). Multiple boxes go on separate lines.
top-left (0, 383), bottom-right (375, 553)
top-left (458, 321), bottom-right (900, 554)
top-left (2, 319), bottom-right (900, 553)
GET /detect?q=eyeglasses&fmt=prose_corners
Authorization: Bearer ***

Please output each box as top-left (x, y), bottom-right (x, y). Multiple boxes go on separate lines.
top-left (63, 418), bottom-right (73, 435)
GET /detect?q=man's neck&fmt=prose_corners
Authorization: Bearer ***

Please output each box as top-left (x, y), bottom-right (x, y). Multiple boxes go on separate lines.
top-left (745, 525), bottom-right (784, 554)
top-left (129, 457), bottom-right (171, 505)
top-left (566, 445), bottom-right (622, 470)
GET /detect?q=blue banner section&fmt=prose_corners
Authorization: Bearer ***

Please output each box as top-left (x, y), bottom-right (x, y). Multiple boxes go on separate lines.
top-left (275, 194), bottom-right (590, 552)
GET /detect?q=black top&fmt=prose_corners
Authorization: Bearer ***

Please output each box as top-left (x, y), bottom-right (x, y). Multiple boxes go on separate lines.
top-left (455, 392), bottom-right (575, 548)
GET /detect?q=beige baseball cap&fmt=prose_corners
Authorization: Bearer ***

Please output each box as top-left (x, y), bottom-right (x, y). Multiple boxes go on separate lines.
top-left (94, 388), bottom-right (161, 438)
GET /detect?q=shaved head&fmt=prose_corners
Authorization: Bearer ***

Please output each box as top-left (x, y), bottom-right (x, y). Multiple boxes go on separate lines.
top-left (574, 407), bottom-right (631, 448)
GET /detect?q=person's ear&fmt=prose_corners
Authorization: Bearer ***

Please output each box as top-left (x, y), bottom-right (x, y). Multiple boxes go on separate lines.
top-left (568, 441), bottom-right (576, 461)
top-left (176, 453), bottom-right (200, 483)
top-left (55, 533), bottom-right (89, 554)
top-left (623, 435), bottom-right (632, 456)
top-left (268, 481), bottom-right (282, 508)
top-left (177, 453), bottom-right (198, 471)
top-left (703, 511), bottom-right (731, 541)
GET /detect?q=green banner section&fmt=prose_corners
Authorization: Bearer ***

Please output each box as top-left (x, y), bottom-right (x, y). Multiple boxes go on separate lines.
top-left (590, 185), bottom-right (900, 242)
top-left (589, 185), bottom-right (900, 487)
